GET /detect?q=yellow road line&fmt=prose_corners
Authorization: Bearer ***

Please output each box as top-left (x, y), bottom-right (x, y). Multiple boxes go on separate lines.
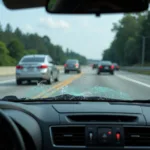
top-left (42, 81), bottom-right (70, 98)
top-left (32, 73), bottom-right (83, 99)
top-left (39, 78), bottom-right (75, 98)
top-left (42, 73), bottom-right (83, 98)
top-left (32, 81), bottom-right (65, 99)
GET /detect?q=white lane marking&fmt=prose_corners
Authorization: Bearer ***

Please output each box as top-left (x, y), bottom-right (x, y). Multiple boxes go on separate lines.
top-left (0, 79), bottom-right (15, 84)
top-left (116, 74), bottom-right (150, 88)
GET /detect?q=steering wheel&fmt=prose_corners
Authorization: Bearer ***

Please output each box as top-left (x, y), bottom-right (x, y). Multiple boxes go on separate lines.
top-left (0, 109), bottom-right (26, 150)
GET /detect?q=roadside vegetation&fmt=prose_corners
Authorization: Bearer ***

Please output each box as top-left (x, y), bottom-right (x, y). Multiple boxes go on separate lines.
top-left (0, 23), bottom-right (87, 66)
top-left (103, 12), bottom-right (150, 66)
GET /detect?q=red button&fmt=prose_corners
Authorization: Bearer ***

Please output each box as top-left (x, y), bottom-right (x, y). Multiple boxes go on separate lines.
top-left (108, 131), bottom-right (112, 135)
top-left (116, 133), bottom-right (120, 140)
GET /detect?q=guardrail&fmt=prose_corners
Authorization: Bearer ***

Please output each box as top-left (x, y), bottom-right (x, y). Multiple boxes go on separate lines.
top-left (0, 66), bottom-right (63, 76)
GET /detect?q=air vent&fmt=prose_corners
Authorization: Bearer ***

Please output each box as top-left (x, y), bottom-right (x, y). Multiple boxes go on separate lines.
top-left (51, 126), bottom-right (85, 146)
top-left (124, 127), bottom-right (150, 146)
top-left (67, 115), bottom-right (137, 122)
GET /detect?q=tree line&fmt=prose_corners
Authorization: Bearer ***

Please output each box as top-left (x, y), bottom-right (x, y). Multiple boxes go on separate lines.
top-left (102, 12), bottom-right (150, 66)
top-left (0, 23), bottom-right (87, 66)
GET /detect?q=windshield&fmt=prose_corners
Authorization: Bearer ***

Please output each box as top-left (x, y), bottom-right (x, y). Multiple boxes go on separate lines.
top-left (0, 1), bottom-right (150, 101)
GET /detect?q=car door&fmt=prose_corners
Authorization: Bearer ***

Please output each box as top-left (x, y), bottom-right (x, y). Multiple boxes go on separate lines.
top-left (48, 56), bottom-right (57, 79)
top-left (47, 56), bottom-right (54, 78)
top-left (54, 61), bottom-right (59, 78)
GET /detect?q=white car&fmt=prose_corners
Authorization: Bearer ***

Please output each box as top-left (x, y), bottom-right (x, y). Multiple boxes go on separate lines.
top-left (16, 55), bottom-right (59, 85)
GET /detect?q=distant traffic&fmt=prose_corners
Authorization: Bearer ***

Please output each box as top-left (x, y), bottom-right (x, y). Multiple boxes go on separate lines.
top-left (16, 54), bottom-right (120, 85)
top-left (91, 61), bottom-right (120, 75)
top-left (64, 59), bottom-right (81, 74)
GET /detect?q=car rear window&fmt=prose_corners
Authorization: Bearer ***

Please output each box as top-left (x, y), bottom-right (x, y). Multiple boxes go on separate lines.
top-left (67, 60), bottom-right (78, 64)
top-left (101, 61), bottom-right (112, 65)
top-left (21, 57), bottom-right (45, 62)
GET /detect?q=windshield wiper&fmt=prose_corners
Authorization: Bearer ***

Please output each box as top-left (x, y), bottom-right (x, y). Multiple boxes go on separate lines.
top-left (1, 95), bottom-right (28, 101)
top-left (1, 94), bottom-right (150, 103)
top-left (1, 94), bottom-right (84, 102)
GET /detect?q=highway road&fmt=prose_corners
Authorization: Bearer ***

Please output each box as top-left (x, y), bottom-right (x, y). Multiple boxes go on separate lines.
top-left (0, 66), bottom-right (150, 100)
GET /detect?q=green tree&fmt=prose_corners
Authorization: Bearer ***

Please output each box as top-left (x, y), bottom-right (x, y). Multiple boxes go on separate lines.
top-left (140, 11), bottom-right (150, 63)
top-left (5, 23), bottom-right (12, 33)
top-left (0, 41), bottom-right (16, 65)
top-left (103, 13), bottom-right (146, 65)
top-left (24, 49), bottom-right (38, 55)
top-left (0, 23), bottom-right (87, 66)
top-left (7, 39), bottom-right (25, 61)
top-left (14, 28), bottom-right (22, 39)
top-left (0, 23), bottom-right (3, 32)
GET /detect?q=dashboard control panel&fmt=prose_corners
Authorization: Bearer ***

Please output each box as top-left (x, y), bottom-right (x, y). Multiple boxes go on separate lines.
top-left (86, 126), bottom-right (124, 147)
top-left (51, 126), bottom-right (125, 148)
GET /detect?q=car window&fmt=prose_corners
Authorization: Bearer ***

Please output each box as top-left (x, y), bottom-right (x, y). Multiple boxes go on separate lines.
top-left (101, 61), bottom-right (112, 65)
top-left (21, 57), bottom-right (45, 62)
top-left (67, 60), bottom-right (78, 64)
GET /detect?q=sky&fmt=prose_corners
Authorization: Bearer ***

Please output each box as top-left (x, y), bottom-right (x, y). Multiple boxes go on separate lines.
top-left (0, 0), bottom-right (123, 59)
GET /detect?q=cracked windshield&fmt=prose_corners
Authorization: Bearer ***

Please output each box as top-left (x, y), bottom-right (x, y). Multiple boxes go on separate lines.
top-left (0, 1), bottom-right (150, 100)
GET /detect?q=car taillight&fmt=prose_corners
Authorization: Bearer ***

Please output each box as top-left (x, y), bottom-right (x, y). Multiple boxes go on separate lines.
top-left (64, 64), bottom-right (67, 67)
top-left (111, 65), bottom-right (114, 69)
top-left (75, 63), bottom-right (79, 67)
top-left (99, 65), bottom-right (103, 69)
top-left (38, 64), bottom-right (48, 69)
top-left (16, 65), bottom-right (23, 69)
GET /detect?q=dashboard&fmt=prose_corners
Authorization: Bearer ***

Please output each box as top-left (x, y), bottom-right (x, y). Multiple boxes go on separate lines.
top-left (1, 100), bottom-right (150, 150)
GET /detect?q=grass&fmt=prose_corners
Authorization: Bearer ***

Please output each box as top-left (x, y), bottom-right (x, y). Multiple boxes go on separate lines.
top-left (123, 69), bottom-right (150, 75)
top-left (133, 63), bottom-right (150, 67)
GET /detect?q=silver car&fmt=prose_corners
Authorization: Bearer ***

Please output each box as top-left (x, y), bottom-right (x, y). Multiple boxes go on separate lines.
top-left (16, 55), bottom-right (59, 85)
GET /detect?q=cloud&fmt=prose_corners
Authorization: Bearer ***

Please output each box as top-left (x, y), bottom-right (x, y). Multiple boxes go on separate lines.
top-left (24, 24), bottom-right (34, 32)
top-left (39, 17), bottom-right (70, 29)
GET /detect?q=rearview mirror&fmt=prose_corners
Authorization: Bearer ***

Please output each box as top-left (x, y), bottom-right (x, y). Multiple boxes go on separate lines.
top-left (46, 0), bottom-right (149, 15)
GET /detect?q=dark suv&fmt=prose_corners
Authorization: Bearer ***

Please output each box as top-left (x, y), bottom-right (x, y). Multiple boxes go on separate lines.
top-left (64, 59), bottom-right (81, 74)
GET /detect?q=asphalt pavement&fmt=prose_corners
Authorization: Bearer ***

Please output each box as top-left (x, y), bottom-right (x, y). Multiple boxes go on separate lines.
top-left (0, 67), bottom-right (150, 100)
